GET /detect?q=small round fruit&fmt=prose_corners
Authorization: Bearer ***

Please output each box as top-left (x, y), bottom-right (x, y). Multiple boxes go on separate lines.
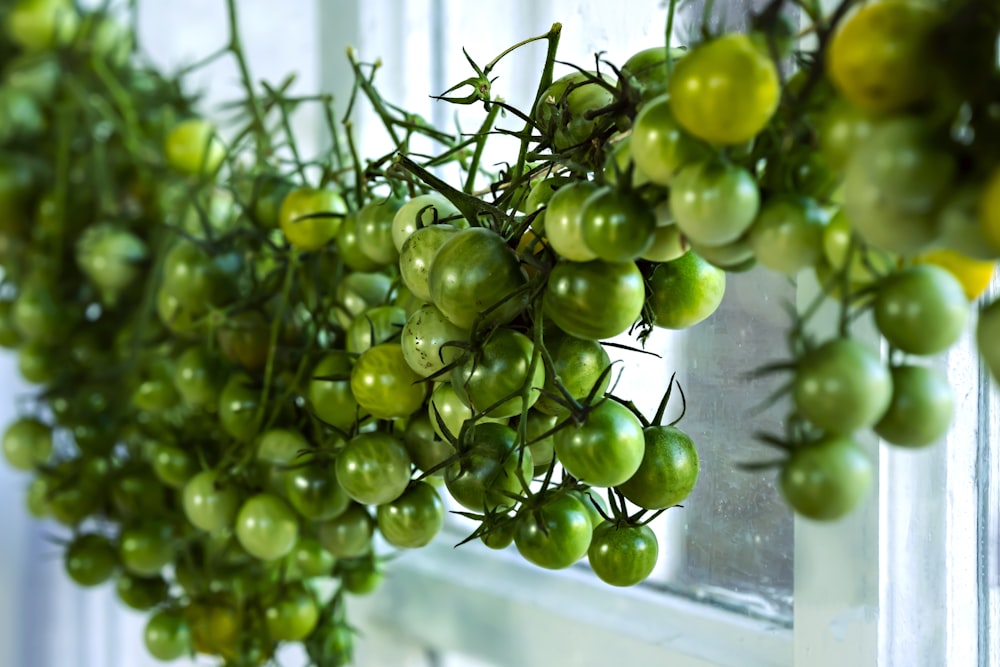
top-left (279, 187), bottom-right (348, 252)
top-left (793, 339), bottom-right (893, 434)
top-left (65, 534), bottom-right (118, 587)
top-left (780, 437), bottom-right (873, 520)
top-left (668, 33), bottom-right (779, 145)
top-left (2, 417), bottom-right (51, 470)
top-left (617, 425), bottom-right (699, 510)
top-left (874, 365), bottom-right (954, 447)
top-left (335, 432), bottom-right (412, 506)
top-left (646, 252), bottom-right (726, 330)
top-left (826, 0), bottom-right (935, 114)
top-left (165, 118), bottom-right (226, 176)
top-left (376, 482), bottom-right (445, 548)
top-left (144, 610), bottom-right (193, 662)
top-left (235, 494), bottom-right (299, 561)
top-left (350, 343), bottom-right (427, 420)
top-left (588, 521), bottom-right (658, 587)
top-left (874, 265), bottom-right (969, 356)
top-left (514, 493), bottom-right (592, 570)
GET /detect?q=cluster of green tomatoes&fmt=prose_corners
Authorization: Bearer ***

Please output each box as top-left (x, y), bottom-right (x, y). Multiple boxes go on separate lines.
top-left (0, 0), bottom-right (999, 665)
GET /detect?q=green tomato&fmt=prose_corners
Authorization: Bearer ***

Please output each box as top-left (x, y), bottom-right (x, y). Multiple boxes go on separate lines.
top-left (874, 265), bottom-right (969, 355)
top-left (265, 583), bottom-right (319, 642)
top-left (376, 481), bottom-right (445, 548)
top-left (335, 432), bottom-right (412, 505)
top-left (429, 227), bottom-right (528, 330)
top-left (75, 224), bottom-right (147, 301)
top-left (669, 159), bottom-right (761, 246)
top-left (346, 305), bottom-right (407, 354)
top-left (6, 0), bottom-right (79, 53)
top-left (514, 493), bottom-right (592, 570)
top-left (687, 235), bottom-right (756, 271)
top-left (334, 271), bottom-right (393, 329)
top-left (401, 303), bottom-right (469, 378)
top-left (543, 181), bottom-right (600, 262)
top-left (535, 71), bottom-right (615, 152)
top-left (817, 100), bottom-right (875, 171)
top-left (350, 343), bottom-right (427, 420)
top-left (336, 212), bottom-right (382, 271)
top-left (647, 251), bottom-right (727, 330)
top-left (480, 517), bottom-right (517, 550)
top-left (256, 427), bottom-right (311, 466)
top-left (144, 610), bottom-right (193, 662)
top-left (579, 186), bottom-right (656, 262)
top-left (781, 436), bottom-right (873, 520)
top-left (748, 197), bottom-right (827, 275)
top-left (13, 281), bottom-right (60, 343)
top-left (793, 339), bottom-right (893, 434)
top-left (182, 470), bottom-right (240, 533)
top-left (172, 346), bottom-right (225, 409)
top-left (428, 382), bottom-right (507, 442)
top-left (842, 118), bottom-right (955, 254)
top-left (874, 364), bottom-right (954, 447)
top-left (602, 137), bottom-right (653, 189)
top-left (316, 503), bottom-right (374, 558)
top-left (544, 260), bottom-right (645, 340)
top-left (445, 422), bottom-right (532, 512)
top-left (2, 416), bottom-right (51, 470)
top-left (399, 224), bottom-right (462, 303)
top-left (822, 209), bottom-right (896, 286)
top-left (164, 118), bottom-right (226, 176)
top-left (218, 373), bottom-right (261, 442)
top-left (534, 331), bottom-right (611, 417)
top-left (151, 443), bottom-right (195, 489)
top-left (279, 187), bottom-right (348, 252)
top-left (307, 351), bottom-right (362, 432)
top-left (553, 399), bottom-right (645, 488)
top-left (525, 410), bottom-right (558, 474)
top-left (340, 554), bottom-right (383, 595)
top-left (451, 327), bottom-right (545, 418)
top-left (617, 424), bottom-right (699, 510)
top-left (285, 463), bottom-right (351, 521)
top-left (356, 197), bottom-right (404, 266)
top-left (668, 34), bottom-right (779, 145)
top-left (65, 533), bottom-right (118, 587)
top-left (402, 412), bottom-right (455, 475)
top-left (119, 521), bottom-right (175, 577)
top-left (235, 493), bottom-right (299, 561)
top-left (285, 537), bottom-right (336, 579)
top-left (161, 238), bottom-right (238, 312)
top-left (587, 521), bottom-right (658, 587)
top-left (641, 223), bottom-right (688, 263)
top-left (392, 193), bottom-right (463, 251)
top-left (620, 46), bottom-right (685, 102)
top-left (630, 94), bottom-right (707, 185)
top-left (116, 573), bottom-right (169, 611)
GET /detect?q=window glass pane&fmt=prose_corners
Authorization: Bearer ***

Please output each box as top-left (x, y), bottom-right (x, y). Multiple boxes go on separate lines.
top-left (654, 269), bottom-right (794, 620)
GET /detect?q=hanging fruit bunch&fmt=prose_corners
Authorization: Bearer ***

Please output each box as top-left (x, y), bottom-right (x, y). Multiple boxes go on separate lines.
top-left (0, 0), bottom-right (998, 664)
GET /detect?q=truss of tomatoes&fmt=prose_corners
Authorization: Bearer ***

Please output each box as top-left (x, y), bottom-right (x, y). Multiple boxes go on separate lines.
top-left (0, 0), bottom-right (999, 664)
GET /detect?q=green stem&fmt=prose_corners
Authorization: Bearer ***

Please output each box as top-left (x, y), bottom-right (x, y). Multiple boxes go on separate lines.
top-left (254, 253), bottom-right (299, 435)
top-left (512, 24), bottom-right (562, 187)
top-left (226, 0), bottom-right (271, 161)
top-left (463, 101), bottom-right (501, 194)
top-left (665, 0), bottom-right (678, 80)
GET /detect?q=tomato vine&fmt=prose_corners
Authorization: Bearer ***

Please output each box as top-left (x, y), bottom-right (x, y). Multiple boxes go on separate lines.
top-left (0, 0), bottom-right (998, 664)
